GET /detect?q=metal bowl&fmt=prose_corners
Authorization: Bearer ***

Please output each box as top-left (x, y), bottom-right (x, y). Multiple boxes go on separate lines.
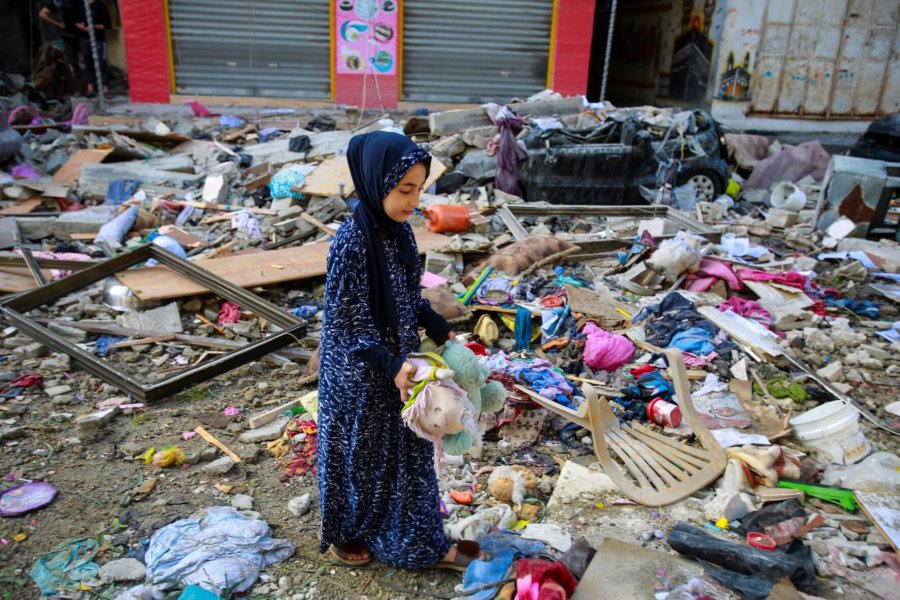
top-left (103, 281), bottom-right (146, 311)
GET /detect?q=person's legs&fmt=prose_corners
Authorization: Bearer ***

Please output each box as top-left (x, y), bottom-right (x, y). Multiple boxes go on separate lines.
top-left (78, 38), bottom-right (95, 95)
top-left (98, 41), bottom-right (111, 97)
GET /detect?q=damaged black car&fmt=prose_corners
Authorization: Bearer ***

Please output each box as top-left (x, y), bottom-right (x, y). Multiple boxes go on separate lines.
top-left (517, 108), bottom-right (730, 205)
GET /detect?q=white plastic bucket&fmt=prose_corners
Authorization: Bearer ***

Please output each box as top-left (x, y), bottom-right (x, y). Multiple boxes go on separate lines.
top-left (789, 401), bottom-right (870, 464)
top-left (769, 182), bottom-right (807, 212)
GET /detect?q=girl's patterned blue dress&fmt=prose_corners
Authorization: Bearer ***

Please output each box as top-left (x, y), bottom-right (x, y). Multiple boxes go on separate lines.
top-left (316, 217), bottom-right (451, 570)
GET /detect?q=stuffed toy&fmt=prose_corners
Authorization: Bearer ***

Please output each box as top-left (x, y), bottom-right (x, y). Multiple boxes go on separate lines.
top-left (488, 465), bottom-right (537, 507)
top-left (441, 341), bottom-right (507, 456)
top-left (401, 352), bottom-right (478, 474)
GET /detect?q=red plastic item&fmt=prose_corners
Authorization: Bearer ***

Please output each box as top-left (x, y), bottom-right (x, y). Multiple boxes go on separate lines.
top-left (450, 490), bottom-right (473, 505)
top-left (465, 342), bottom-right (487, 355)
top-left (647, 398), bottom-right (683, 428)
top-left (747, 531), bottom-right (776, 550)
top-left (423, 205), bottom-right (470, 233)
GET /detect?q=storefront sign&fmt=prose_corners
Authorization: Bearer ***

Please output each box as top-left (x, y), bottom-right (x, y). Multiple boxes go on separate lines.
top-left (335, 0), bottom-right (398, 76)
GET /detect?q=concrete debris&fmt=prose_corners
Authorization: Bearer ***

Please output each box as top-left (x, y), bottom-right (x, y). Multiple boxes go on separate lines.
top-left (2, 85), bottom-right (899, 600)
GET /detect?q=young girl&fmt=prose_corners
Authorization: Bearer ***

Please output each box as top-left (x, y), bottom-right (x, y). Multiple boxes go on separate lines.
top-left (316, 132), bottom-right (484, 570)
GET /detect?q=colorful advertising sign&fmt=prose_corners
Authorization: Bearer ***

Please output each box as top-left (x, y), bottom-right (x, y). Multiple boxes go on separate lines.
top-left (335, 0), bottom-right (398, 76)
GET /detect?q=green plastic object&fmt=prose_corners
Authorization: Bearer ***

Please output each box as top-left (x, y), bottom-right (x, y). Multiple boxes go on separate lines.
top-left (778, 479), bottom-right (858, 512)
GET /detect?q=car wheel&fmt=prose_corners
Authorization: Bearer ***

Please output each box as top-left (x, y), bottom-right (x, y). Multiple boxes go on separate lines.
top-left (679, 169), bottom-right (722, 203)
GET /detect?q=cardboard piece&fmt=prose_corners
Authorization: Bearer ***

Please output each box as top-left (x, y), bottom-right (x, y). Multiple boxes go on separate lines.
top-left (855, 491), bottom-right (900, 552)
top-left (0, 198), bottom-right (44, 215)
top-left (51, 148), bottom-right (114, 187)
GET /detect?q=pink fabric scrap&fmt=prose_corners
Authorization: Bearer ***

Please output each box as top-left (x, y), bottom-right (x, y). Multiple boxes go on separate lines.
top-left (14, 250), bottom-right (92, 280)
top-left (718, 296), bottom-right (774, 329)
top-left (683, 352), bottom-right (719, 368)
top-left (223, 406), bottom-right (240, 416)
top-left (217, 301), bottom-right (242, 324)
top-left (683, 258), bottom-right (743, 292)
top-left (735, 267), bottom-right (810, 291)
top-left (10, 164), bottom-right (41, 179)
top-left (582, 322), bottom-right (635, 372)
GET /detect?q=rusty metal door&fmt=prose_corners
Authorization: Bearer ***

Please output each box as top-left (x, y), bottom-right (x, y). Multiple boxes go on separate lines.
top-left (750, 0), bottom-right (899, 119)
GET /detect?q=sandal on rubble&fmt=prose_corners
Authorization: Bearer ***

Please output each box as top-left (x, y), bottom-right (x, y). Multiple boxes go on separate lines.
top-left (328, 540), bottom-right (372, 566)
top-left (436, 540), bottom-right (485, 572)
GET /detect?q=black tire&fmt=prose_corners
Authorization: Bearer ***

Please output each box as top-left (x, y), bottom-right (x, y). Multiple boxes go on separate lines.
top-left (677, 168), bottom-right (724, 203)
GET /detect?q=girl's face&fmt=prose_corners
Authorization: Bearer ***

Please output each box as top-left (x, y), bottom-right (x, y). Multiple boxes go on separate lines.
top-left (383, 162), bottom-right (426, 223)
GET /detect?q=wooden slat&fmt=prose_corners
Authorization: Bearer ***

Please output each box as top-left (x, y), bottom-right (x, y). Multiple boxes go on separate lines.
top-left (117, 227), bottom-right (449, 301)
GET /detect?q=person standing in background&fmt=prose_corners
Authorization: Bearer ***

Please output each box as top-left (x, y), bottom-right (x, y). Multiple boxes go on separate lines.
top-left (75, 0), bottom-right (111, 98)
top-left (38, 0), bottom-right (81, 88)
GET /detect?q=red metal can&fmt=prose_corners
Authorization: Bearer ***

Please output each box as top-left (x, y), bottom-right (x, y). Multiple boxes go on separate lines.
top-left (647, 398), bottom-right (682, 428)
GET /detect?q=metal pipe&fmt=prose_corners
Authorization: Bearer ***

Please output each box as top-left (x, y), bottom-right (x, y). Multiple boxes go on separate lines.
top-left (18, 248), bottom-right (47, 287)
top-left (600, 0), bottom-right (618, 102)
top-left (82, 0), bottom-right (105, 111)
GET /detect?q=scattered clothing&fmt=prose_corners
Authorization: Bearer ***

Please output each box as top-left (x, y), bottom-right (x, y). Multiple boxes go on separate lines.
top-left (142, 507), bottom-right (294, 595)
top-left (582, 322), bottom-right (635, 372)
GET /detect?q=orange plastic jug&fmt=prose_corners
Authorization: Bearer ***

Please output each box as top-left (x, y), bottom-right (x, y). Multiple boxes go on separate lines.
top-left (423, 205), bottom-right (470, 233)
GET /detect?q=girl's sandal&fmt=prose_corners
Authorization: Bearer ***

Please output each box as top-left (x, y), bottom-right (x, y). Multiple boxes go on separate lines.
top-left (435, 540), bottom-right (485, 572)
top-left (328, 541), bottom-right (372, 566)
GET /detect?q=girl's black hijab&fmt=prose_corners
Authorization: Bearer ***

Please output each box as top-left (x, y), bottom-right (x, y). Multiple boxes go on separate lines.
top-left (347, 131), bottom-right (431, 333)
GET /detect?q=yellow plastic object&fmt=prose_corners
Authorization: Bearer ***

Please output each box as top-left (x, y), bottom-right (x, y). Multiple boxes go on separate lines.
top-left (726, 178), bottom-right (741, 198)
top-left (152, 447), bottom-right (186, 468)
top-left (500, 314), bottom-right (541, 341)
top-left (715, 517), bottom-right (730, 530)
top-left (474, 314), bottom-right (499, 346)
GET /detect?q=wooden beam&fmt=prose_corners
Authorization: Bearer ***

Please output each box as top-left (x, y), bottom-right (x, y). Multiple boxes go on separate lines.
top-left (195, 426), bottom-right (241, 463)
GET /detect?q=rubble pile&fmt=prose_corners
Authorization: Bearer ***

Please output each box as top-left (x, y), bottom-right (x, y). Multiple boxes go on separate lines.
top-left (0, 91), bottom-right (898, 600)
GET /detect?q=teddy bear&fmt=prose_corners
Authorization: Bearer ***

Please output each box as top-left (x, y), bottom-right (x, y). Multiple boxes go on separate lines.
top-left (440, 341), bottom-right (507, 456)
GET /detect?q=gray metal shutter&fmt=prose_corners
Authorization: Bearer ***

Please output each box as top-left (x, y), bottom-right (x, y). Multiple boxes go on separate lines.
top-left (750, 0), bottom-right (899, 118)
top-left (403, 0), bottom-right (554, 103)
top-left (168, 0), bottom-right (331, 98)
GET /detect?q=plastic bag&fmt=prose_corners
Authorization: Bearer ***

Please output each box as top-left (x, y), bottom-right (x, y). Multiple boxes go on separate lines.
top-left (823, 451), bottom-right (900, 494)
top-left (667, 522), bottom-right (816, 599)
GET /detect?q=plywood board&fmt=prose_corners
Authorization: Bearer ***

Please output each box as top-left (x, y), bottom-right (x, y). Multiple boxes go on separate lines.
top-left (855, 491), bottom-right (900, 551)
top-left (117, 227), bottom-right (450, 301)
top-left (52, 148), bottom-right (114, 187)
top-left (299, 156), bottom-right (354, 197)
top-left (0, 268), bottom-right (48, 292)
top-left (744, 280), bottom-right (814, 309)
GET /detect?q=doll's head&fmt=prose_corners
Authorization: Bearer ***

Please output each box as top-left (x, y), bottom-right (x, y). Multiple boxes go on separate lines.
top-left (419, 384), bottom-right (467, 437)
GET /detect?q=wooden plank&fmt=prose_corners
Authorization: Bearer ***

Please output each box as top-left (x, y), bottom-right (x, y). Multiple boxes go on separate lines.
top-left (299, 156), bottom-right (354, 197)
top-left (300, 212), bottom-right (337, 237)
top-left (855, 491), bottom-right (900, 552)
top-left (117, 227), bottom-right (449, 301)
top-left (195, 426), bottom-right (241, 463)
top-left (109, 335), bottom-right (176, 349)
top-left (0, 198), bottom-right (44, 215)
top-left (52, 148), bottom-right (114, 187)
top-left (0, 268), bottom-right (43, 293)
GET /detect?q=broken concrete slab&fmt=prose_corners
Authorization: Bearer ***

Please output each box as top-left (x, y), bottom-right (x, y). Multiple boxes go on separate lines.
top-left (456, 150), bottom-right (497, 181)
top-left (238, 417), bottom-right (288, 444)
top-left (117, 302), bottom-right (184, 334)
top-left (202, 456), bottom-right (237, 475)
top-left (545, 461), bottom-right (617, 514)
top-left (817, 361), bottom-right (845, 383)
top-left (76, 407), bottom-right (118, 440)
top-left (461, 125), bottom-right (498, 149)
top-left (428, 108), bottom-right (492, 137)
top-left (52, 205), bottom-right (118, 237)
top-left (511, 96), bottom-right (585, 119)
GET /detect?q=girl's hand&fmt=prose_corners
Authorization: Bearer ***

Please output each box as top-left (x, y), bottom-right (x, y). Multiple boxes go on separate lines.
top-left (447, 331), bottom-right (457, 342)
top-left (394, 362), bottom-right (417, 403)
